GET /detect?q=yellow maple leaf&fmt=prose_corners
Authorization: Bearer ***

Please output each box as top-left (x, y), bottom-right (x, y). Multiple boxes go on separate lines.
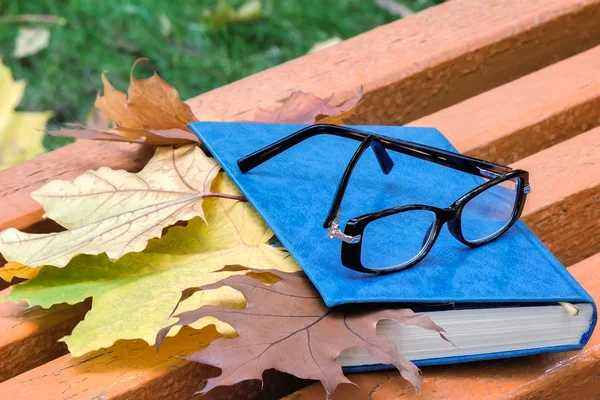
top-left (0, 261), bottom-right (41, 283)
top-left (7, 173), bottom-right (300, 356)
top-left (0, 60), bottom-right (51, 170)
top-left (0, 144), bottom-right (233, 268)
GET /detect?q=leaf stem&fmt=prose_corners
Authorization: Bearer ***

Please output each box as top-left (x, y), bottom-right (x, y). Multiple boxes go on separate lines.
top-left (203, 192), bottom-right (248, 202)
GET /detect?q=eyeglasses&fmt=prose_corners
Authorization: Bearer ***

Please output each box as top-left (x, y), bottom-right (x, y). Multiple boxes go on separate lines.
top-left (238, 124), bottom-right (530, 274)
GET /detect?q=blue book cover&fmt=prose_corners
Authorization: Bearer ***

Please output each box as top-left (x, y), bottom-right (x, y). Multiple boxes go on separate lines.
top-left (189, 122), bottom-right (596, 367)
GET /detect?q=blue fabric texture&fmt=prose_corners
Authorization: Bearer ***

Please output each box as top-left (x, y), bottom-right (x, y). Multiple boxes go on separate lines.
top-left (189, 122), bottom-right (595, 311)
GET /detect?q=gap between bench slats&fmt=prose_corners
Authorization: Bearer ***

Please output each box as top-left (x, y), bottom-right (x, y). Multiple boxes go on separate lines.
top-left (2, 0), bottom-right (600, 232)
top-left (0, 128), bottom-right (597, 399)
top-left (409, 45), bottom-right (600, 165)
top-left (285, 253), bottom-right (600, 400)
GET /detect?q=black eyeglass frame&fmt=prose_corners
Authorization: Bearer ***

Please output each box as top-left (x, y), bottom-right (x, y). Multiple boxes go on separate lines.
top-left (237, 124), bottom-right (530, 274)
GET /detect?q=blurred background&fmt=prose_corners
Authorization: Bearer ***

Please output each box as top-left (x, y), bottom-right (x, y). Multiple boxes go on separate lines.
top-left (0, 0), bottom-right (442, 164)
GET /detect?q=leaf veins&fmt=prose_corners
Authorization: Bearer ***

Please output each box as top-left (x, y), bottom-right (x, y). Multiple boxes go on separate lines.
top-left (157, 269), bottom-right (448, 399)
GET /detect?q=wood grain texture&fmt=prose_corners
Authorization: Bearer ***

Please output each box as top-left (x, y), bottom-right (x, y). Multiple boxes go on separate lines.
top-left (0, 325), bottom-right (307, 400)
top-left (517, 128), bottom-right (600, 266)
top-left (2, 0), bottom-right (600, 232)
top-left (285, 253), bottom-right (600, 400)
top-left (0, 131), bottom-right (596, 397)
top-left (409, 45), bottom-right (600, 165)
top-left (0, 294), bottom-right (90, 382)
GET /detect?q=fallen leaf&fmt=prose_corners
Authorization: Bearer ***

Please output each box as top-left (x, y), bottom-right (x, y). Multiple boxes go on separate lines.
top-left (255, 90), bottom-right (362, 124)
top-left (158, 270), bottom-right (447, 399)
top-left (231, 0), bottom-right (262, 23)
top-left (7, 174), bottom-right (300, 356)
top-left (95, 59), bottom-right (197, 132)
top-left (50, 60), bottom-right (202, 145)
top-left (48, 123), bottom-right (200, 145)
top-left (317, 96), bottom-right (362, 125)
top-left (0, 262), bottom-right (40, 283)
top-left (159, 13), bottom-right (173, 37)
top-left (375, 0), bottom-right (415, 17)
top-left (0, 145), bottom-right (225, 268)
top-left (85, 108), bottom-right (112, 130)
top-left (308, 37), bottom-right (343, 54)
top-left (0, 60), bottom-right (51, 170)
top-left (203, 0), bottom-right (262, 28)
top-left (47, 124), bottom-right (143, 143)
top-left (13, 27), bottom-right (51, 58)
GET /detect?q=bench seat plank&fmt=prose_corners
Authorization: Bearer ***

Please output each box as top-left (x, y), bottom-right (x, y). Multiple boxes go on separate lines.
top-left (409, 45), bottom-right (600, 165)
top-left (516, 128), bottom-right (600, 265)
top-left (2, 253), bottom-right (598, 400)
top-left (0, 129), bottom-right (597, 397)
top-left (2, 0), bottom-right (600, 232)
top-left (0, 296), bottom-right (90, 382)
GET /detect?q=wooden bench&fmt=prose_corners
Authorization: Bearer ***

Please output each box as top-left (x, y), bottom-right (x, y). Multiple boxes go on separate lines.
top-left (0, 0), bottom-right (599, 398)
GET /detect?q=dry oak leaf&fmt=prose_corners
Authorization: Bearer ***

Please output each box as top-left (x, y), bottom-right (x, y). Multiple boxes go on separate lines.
top-left (255, 90), bottom-right (362, 124)
top-left (7, 174), bottom-right (300, 356)
top-left (0, 144), bottom-right (230, 268)
top-left (157, 270), bottom-right (447, 399)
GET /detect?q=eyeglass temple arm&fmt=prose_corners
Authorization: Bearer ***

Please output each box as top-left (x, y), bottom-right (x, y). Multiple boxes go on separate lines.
top-left (236, 124), bottom-right (513, 227)
top-left (237, 124), bottom-right (394, 175)
top-left (239, 124), bottom-right (510, 177)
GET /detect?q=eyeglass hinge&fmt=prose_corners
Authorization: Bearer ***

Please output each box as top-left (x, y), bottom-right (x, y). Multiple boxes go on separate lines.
top-left (327, 209), bottom-right (362, 244)
top-left (524, 184), bottom-right (531, 194)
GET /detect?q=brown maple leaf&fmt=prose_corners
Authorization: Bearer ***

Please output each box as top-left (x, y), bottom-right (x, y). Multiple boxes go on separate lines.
top-left (255, 90), bottom-right (362, 124)
top-left (48, 123), bottom-right (200, 145)
top-left (96, 58), bottom-right (198, 131)
top-left (157, 269), bottom-right (447, 399)
top-left (49, 59), bottom-right (200, 146)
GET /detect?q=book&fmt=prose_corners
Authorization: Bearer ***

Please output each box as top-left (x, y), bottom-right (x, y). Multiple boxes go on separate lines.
top-left (189, 122), bottom-right (596, 368)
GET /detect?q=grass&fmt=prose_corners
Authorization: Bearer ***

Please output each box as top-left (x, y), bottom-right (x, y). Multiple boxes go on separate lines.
top-left (0, 0), bottom-right (442, 149)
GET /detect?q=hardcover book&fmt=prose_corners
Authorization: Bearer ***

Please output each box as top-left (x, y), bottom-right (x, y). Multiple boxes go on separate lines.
top-left (189, 122), bottom-right (596, 369)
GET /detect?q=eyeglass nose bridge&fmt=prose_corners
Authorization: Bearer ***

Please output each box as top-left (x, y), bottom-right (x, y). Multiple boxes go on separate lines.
top-left (435, 207), bottom-right (458, 223)
top-left (419, 207), bottom-right (460, 249)
top-left (426, 207), bottom-right (464, 244)
top-left (439, 206), bottom-right (466, 243)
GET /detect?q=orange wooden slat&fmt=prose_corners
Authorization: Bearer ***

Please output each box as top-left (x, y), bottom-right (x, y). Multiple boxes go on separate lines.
top-left (189, 0), bottom-right (600, 125)
top-left (0, 294), bottom-right (90, 382)
top-left (2, 253), bottom-right (599, 400)
top-left (0, 130), bottom-right (597, 398)
top-left (285, 253), bottom-right (600, 400)
top-left (2, 0), bottom-right (600, 232)
top-left (516, 128), bottom-right (600, 266)
top-left (409, 45), bottom-right (600, 165)
top-left (0, 325), bottom-right (306, 400)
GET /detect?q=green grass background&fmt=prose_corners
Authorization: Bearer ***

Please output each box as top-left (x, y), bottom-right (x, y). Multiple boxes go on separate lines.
top-left (0, 0), bottom-right (442, 149)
